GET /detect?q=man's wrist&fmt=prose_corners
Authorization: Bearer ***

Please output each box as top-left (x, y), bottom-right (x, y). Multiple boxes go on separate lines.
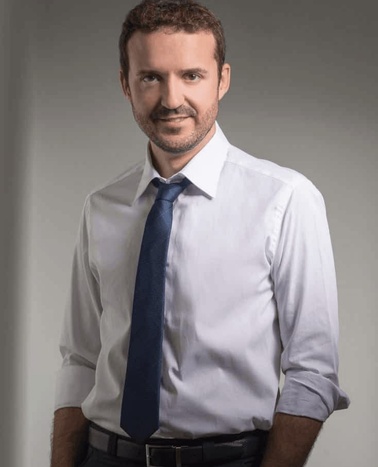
top-left (50, 407), bottom-right (89, 467)
top-left (260, 413), bottom-right (323, 467)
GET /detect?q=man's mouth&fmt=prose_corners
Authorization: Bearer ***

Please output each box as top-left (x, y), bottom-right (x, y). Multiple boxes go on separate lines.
top-left (151, 106), bottom-right (196, 121)
top-left (157, 116), bottom-right (190, 123)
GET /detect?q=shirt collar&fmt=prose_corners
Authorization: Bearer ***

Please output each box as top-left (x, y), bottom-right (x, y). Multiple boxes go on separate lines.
top-left (133, 122), bottom-right (230, 202)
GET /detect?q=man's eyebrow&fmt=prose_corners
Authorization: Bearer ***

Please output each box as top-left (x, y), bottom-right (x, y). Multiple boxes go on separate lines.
top-left (181, 68), bottom-right (209, 75)
top-left (136, 68), bottom-right (209, 77)
top-left (136, 69), bottom-right (159, 77)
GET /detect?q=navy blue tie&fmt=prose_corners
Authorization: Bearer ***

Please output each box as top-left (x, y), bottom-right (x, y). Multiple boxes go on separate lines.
top-left (120, 177), bottom-right (191, 442)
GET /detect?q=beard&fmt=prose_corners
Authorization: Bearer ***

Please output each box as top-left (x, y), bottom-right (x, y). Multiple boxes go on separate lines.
top-left (130, 99), bottom-right (219, 155)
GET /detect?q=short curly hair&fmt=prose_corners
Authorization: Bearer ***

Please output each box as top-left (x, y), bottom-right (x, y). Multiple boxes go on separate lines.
top-left (119, 0), bottom-right (226, 80)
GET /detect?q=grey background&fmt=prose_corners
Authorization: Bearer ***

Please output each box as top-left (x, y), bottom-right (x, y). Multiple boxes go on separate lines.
top-left (2, 0), bottom-right (377, 465)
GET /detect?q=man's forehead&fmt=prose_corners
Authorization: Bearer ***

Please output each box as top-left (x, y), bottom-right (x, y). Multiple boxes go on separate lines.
top-left (129, 27), bottom-right (215, 42)
top-left (127, 28), bottom-right (217, 67)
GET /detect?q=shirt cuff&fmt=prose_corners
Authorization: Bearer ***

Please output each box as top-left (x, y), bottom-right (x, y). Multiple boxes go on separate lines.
top-left (276, 370), bottom-right (350, 421)
top-left (54, 364), bottom-right (95, 410)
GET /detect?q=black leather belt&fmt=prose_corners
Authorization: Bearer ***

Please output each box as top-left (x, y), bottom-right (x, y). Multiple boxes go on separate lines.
top-left (88, 423), bottom-right (268, 467)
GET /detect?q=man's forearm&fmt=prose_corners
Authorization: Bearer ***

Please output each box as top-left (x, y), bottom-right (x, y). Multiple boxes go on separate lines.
top-left (50, 407), bottom-right (89, 467)
top-left (260, 413), bottom-right (323, 467)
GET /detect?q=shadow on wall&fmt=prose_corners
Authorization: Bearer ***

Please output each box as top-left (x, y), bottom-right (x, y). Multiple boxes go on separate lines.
top-left (1, 0), bottom-right (29, 465)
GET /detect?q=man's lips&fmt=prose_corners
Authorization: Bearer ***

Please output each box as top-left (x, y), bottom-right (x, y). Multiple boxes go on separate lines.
top-left (157, 116), bottom-right (190, 122)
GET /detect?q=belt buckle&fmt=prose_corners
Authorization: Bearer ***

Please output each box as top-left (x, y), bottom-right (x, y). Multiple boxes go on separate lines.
top-left (145, 444), bottom-right (183, 467)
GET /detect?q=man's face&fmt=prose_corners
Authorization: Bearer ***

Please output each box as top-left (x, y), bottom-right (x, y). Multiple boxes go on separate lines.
top-left (121, 29), bottom-right (230, 157)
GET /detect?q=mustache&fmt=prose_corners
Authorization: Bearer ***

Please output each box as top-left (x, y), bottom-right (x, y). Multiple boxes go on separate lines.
top-left (151, 105), bottom-right (197, 120)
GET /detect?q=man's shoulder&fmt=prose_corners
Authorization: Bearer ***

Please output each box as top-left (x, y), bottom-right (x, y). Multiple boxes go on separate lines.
top-left (86, 159), bottom-right (145, 203)
top-left (226, 144), bottom-right (309, 190)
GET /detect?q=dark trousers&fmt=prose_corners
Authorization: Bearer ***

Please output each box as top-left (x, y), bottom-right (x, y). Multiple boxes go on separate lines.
top-left (77, 445), bottom-right (263, 467)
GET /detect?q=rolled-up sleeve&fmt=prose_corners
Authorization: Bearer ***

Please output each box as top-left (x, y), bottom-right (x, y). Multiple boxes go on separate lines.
top-left (271, 178), bottom-right (350, 421)
top-left (54, 196), bottom-right (102, 410)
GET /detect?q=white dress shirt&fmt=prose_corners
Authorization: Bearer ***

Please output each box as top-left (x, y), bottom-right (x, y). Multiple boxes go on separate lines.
top-left (55, 123), bottom-right (349, 438)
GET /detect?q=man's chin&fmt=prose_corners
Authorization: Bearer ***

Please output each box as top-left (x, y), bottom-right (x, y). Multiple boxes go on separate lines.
top-left (148, 122), bottom-right (215, 155)
top-left (153, 140), bottom-right (197, 155)
top-left (151, 135), bottom-right (199, 155)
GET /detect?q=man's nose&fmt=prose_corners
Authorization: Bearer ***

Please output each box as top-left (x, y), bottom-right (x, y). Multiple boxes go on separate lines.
top-left (160, 78), bottom-right (184, 110)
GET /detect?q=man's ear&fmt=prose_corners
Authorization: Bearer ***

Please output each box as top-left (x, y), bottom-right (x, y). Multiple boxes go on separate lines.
top-left (218, 63), bottom-right (231, 101)
top-left (120, 70), bottom-right (131, 100)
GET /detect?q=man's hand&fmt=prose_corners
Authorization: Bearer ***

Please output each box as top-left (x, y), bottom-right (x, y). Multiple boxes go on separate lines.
top-left (50, 407), bottom-right (89, 467)
top-left (260, 413), bottom-right (323, 467)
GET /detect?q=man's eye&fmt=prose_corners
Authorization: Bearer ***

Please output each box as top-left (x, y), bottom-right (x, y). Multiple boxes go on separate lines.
top-left (185, 73), bottom-right (201, 81)
top-left (142, 75), bottom-right (158, 83)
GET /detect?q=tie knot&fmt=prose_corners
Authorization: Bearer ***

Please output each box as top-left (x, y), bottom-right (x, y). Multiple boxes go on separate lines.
top-left (154, 178), bottom-right (191, 203)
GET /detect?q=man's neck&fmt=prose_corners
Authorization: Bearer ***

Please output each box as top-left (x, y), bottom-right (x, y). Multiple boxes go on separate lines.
top-left (150, 125), bottom-right (216, 178)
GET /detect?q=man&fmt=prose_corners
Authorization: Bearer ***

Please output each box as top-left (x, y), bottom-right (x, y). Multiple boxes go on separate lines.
top-left (51, 1), bottom-right (350, 466)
